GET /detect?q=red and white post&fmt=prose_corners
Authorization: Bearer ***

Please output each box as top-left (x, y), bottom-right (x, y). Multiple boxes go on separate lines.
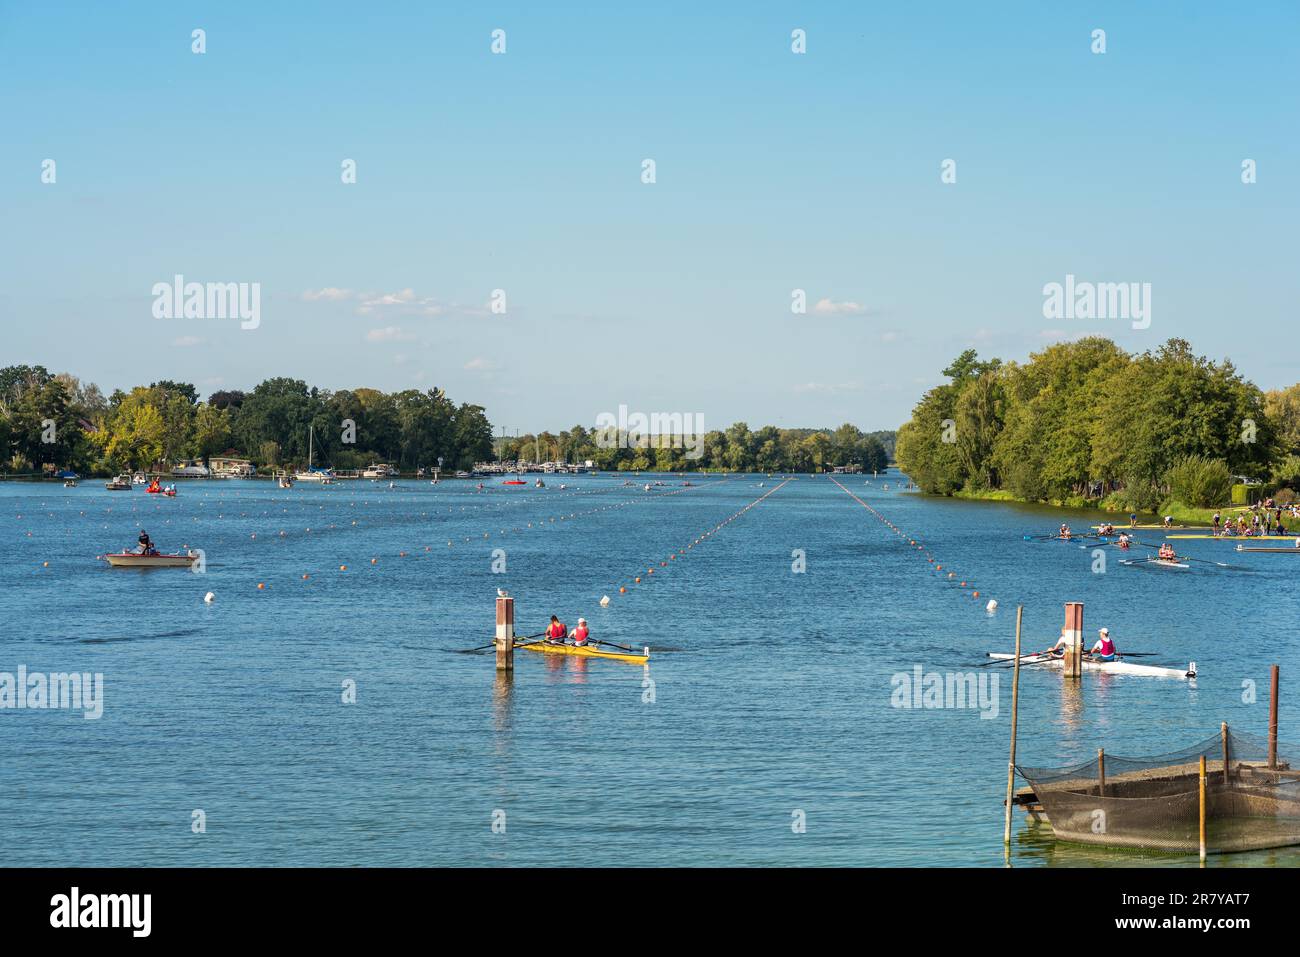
top-left (495, 596), bottom-right (515, 672)
top-left (1063, 602), bottom-right (1083, 678)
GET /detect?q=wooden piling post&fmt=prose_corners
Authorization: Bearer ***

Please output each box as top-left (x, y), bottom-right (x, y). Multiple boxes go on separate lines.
top-left (495, 595), bottom-right (515, 672)
top-left (1004, 605), bottom-right (1024, 846)
top-left (1063, 602), bottom-right (1083, 678)
top-left (1269, 665), bottom-right (1279, 769)
top-left (1221, 722), bottom-right (1230, 785)
top-left (1098, 749), bottom-right (1106, 798)
top-left (1199, 755), bottom-right (1207, 862)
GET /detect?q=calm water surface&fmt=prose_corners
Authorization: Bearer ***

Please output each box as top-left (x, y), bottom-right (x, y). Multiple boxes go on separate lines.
top-left (2, 474), bottom-right (1297, 866)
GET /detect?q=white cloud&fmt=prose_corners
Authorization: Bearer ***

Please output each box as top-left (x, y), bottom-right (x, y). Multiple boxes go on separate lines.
top-left (302, 287), bottom-right (354, 301)
top-left (357, 289), bottom-right (451, 317)
top-left (464, 357), bottom-right (499, 372)
top-left (366, 326), bottom-right (415, 343)
top-left (307, 286), bottom-right (483, 318)
top-left (792, 381), bottom-right (864, 395)
top-left (812, 297), bottom-right (870, 316)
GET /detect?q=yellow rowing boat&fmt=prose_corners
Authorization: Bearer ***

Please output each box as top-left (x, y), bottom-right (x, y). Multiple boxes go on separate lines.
top-left (1167, 534), bottom-right (1296, 540)
top-left (515, 640), bottom-right (649, 664)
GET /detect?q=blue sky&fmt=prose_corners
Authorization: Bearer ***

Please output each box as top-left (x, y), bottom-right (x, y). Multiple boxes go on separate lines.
top-left (2, 2), bottom-right (1297, 433)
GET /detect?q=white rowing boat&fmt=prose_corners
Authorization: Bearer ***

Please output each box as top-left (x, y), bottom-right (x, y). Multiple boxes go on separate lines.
top-left (987, 652), bottom-right (1196, 680)
top-left (1121, 556), bottom-right (1189, 570)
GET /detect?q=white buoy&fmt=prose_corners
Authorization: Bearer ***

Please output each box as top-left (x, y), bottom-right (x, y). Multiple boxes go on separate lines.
top-left (204, 591), bottom-right (215, 604)
top-left (986, 599), bottom-right (998, 612)
top-left (600, 595), bottom-right (610, 607)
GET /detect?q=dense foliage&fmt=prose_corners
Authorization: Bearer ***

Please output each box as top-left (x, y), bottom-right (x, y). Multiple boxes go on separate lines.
top-left (896, 338), bottom-right (1298, 510)
top-left (495, 422), bottom-right (890, 473)
top-left (0, 366), bottom-right (493, 474)
top-left (1, 364), bottom-right (894, 476)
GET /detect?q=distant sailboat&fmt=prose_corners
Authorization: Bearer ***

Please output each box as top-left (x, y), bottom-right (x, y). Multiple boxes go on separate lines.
top-left (294, 426), bottom-right (334, 483)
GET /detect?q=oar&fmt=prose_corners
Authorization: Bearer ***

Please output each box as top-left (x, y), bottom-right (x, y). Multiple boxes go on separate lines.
top-left (463, 630), bottom-right (546, 653)
top-left (978, 652), bottom-right (1045, 667)
top-left (589, 638), bottom-right (646, 653)
top-left (984, 652), bottom-right (1060, 668)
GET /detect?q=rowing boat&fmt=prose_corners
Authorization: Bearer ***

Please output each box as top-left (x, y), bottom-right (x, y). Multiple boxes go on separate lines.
top-left (1121, 557), bottom-right (1189, 570)
top-left (515, 640), bottom-right (649, 664)
top-left (1168, 534), bottom-right (1296, 540)
top-left (103, 551), bottom-right (198, 568)
top-left (987, 652), bottom-right (1196, 679)
top-left (1235, 545), bottom-right (1300, 553)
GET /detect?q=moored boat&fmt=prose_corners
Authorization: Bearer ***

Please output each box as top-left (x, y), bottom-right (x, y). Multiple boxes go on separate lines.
top-left (515, 640), bottom-right (649, 665)
top-left (987, 652), bottom-right (1195, 679)
top-left (1235, 544), bottom-right (1300, 553)
top-left (105, 474), bottom-right (132, 491)
top-left (103, 551), bottom-right (198, 568)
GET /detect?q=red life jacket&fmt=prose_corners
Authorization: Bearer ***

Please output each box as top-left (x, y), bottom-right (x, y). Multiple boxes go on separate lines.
top-left (1097, 636), bottom-right (1115, 656)
top-left (547, 621), bottom-right (567, 639)
top-left (573, 625), bottom-right (589, 644)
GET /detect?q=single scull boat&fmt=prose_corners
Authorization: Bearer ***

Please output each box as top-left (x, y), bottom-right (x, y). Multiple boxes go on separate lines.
top-left (1235, 544), bottom-right (1300, 553)
top-left (987, 652), bottom-right (1196, 679)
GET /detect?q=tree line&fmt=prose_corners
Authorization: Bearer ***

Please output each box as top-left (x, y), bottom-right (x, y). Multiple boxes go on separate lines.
top-left (0, 366), bottom-right (494, 475)
top-left (0, 364), bottom-right (896, 476)
top-left (496, 423), bottom-right (892, 473)
top-left (895, 338), bottom-right (1300, 509)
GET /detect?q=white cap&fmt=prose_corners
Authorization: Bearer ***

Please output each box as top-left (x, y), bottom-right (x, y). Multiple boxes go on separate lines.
top-left (1100, 627), bottom-right (1109, 635)
top-left (578, 617), bottom-right (586, 624)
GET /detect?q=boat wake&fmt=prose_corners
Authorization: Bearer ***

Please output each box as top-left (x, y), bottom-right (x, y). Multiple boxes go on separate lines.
top-left (74, 629), bottom-right (194, 644)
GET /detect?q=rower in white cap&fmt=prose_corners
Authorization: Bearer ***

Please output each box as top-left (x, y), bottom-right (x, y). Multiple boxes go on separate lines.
top-left (572, 617), bottom-right (590, 647)
top-left (1089, 627), bottom-right (1118, 661)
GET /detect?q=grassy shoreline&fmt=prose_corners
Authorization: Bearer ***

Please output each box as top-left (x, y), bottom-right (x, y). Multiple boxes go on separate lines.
top-left (950, 488), bottom-right (1262, 526)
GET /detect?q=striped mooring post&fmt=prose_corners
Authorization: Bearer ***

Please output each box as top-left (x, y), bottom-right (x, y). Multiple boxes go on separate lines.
top-left (1062, 602), bottom-right (1083, 678)
top-left (495, 595), bottom-right (514, 672)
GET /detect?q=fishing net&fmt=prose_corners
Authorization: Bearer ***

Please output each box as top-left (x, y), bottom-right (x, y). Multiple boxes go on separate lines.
top-left (1017, 730), bottom-right (1300, 854)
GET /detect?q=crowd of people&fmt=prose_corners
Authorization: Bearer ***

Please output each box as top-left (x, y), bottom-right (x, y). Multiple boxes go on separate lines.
top-left (1210, 501), bottom-right (1296, 537)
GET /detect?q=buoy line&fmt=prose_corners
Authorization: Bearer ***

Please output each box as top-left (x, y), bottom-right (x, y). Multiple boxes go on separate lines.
top-left (828, 476), bottom-right (999, 613)
top-left (212, 477), bottom-right (738, 590)
top-left (603, 478), bottom-right (792, 604)
top-left (19, 478), bottom-right (738, 589)
top-left (441, 476), bottom-right (736, 552)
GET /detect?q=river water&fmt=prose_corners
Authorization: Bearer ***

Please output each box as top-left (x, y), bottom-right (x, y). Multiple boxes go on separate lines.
top-left (2, 474), bottom-right (1296, 866)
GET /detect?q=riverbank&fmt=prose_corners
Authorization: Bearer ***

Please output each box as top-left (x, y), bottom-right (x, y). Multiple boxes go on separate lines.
top-left (949, 488), bottom-right (1265, 527)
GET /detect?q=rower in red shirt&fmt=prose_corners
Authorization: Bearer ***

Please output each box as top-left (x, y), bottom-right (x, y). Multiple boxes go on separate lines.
top-left (1089, 627), bottom-right (1118, 661)
top-left (572, 618), bottom-right (590, 646)
top-left (545, 615), bottom-right (568, 644)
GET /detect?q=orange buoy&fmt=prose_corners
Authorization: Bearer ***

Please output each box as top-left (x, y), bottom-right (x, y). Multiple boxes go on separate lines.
top-left (619, 586), bottom-right (627, 593)
top-left (302, 574), bottom-right (309, 580)
top-left (340, 565), bottom-right (347, 571)
top-left (257, 583), bottom-right (265, 590)
top-left (371, 558), bottom-right (377, 565)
